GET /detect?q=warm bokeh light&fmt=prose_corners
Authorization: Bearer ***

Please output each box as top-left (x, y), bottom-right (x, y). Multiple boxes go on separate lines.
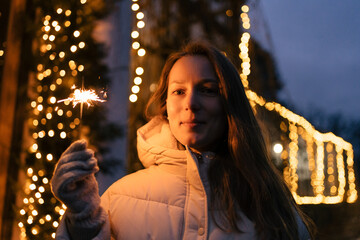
top-left (239, 4), bottom-right (357, 205)
top-left (131, 3), bottom-right (139, 11)
top-left (137, 48), bottom-right (146, 56)
top-left (131, 31), bottom-right (139, 39)
top-left (129, 94), bottom-right (138, 103)
top-left (134, 77), bottom-right (142, 85)
top-left (135, 67), bottom-right (144, 75)
top-left (273, 143), bottom-right (283, 154)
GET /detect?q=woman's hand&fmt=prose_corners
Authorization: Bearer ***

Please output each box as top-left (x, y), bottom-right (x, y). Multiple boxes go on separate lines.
top-left (51, 140), bottom-right (101, 216)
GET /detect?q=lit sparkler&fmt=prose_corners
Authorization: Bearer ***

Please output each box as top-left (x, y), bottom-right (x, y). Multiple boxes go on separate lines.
top-left (58, 84), bottom-right (106, 119)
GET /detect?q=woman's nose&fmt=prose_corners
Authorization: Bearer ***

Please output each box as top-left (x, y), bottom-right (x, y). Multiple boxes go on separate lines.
top-left (185, 91), bottom-right (200, 111)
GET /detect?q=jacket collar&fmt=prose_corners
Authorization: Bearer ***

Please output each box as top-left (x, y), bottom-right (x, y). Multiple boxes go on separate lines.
top-left (137, 116), bottom-right (187, 168)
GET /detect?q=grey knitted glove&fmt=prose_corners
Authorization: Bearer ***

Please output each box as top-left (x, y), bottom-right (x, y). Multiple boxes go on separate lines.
top-left (51, 140), bottom-right (100, 218)
top-left (51, 140), bottom-right (110, 240)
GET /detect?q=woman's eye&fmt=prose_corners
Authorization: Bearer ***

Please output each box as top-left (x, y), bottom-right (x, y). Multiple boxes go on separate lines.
top-left (173, 89), bottom-right (185, 95)
top-left (199, 87), bottom-right (218, 95)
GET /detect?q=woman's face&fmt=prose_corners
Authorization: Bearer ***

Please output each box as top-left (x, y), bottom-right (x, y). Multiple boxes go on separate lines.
top-left (166, 55), bottom-right (227, 152)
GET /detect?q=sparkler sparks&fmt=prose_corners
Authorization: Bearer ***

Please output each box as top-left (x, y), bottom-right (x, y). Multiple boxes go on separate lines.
top-left (58, 84), bottom-right (106, 118)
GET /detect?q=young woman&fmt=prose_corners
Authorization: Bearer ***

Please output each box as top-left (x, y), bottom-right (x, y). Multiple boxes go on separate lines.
top-left (51, 42), bottom-right (314, 239)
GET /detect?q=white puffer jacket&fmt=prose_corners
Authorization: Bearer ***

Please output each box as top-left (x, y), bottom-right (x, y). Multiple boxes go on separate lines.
top-left (101, 117), bottom-right (258, 240)
top-left (57, 117), bottom-right (309, 239)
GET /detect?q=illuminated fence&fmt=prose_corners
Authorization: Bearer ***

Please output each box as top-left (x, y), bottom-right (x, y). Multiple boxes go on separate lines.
top-left (240, 4), bottom-right (357, 204)
top-left (246, 90), bottom-right (357, 204)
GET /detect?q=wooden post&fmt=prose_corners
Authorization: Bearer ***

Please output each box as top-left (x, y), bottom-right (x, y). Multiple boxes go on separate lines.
top-left (0, 0), bottom-right (27, 238)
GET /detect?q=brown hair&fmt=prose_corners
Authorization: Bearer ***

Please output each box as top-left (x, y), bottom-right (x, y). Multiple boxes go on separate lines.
top-left (146, 42), bottom-right (314, 239)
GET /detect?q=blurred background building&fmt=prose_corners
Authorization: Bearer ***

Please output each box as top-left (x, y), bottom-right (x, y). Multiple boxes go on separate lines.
top-left (0, 0), bottom-right (359, 239)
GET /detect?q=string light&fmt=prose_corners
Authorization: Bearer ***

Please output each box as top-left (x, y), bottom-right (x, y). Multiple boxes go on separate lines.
top-left (246, 87), bottom-right (357, 204)
top-left (239, 6), bottom-right (251, 89)
top-left (128, 1), bottom-right (147, 103)
top-left (20, 1), bottom-right (107, 237)
top-left (240, 4), bottom-right (357, 205)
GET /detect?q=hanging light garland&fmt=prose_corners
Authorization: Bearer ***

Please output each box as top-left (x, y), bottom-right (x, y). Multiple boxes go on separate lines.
top-left (129, 0), bottom-right (146, 103)
top-left (240, 4), bottom-right (357, 204)
top-left (239, 5), bottom-right (251, 89)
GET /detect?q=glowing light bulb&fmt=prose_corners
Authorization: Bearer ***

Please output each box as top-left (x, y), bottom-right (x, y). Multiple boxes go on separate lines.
top-left (129, 94), bottom-right (138, 102)
top-left (134, 77), bottom-right (142, 85)
top-left (136, 12), bottom-right (144, 19)
top-left (70, 45), bottom-right (77, 52)
top-left (273, 143), bottom-right (283, 154)
top-left (50, 96), bottom-right (56, 104)
top-left (73, 30), bottom-right (80, 37)
top-left (131, 31), bottom-right (139, 38)
top-left (27, 168), bottom-right (33, 175)
top-left (132, 85), bottom-right (140, 93)
top-left (46, 154), bottom-right (53, 161)
top-left (132, 42), bottom-right (140, 49)
top-left (137, 48), bottom-right (146, 56)
top-left (48, 130), bottom-right (55, 137)
top-left (60, 131), bottom-right (67, 139)
top-left (241, 5), bottom-right (249, 13)
top-left (137, 21), bottom-right (145, 28)
top-left (135, 67), bottom-right (144, 75)
top-left (131, 3), bottom-right (139, 11)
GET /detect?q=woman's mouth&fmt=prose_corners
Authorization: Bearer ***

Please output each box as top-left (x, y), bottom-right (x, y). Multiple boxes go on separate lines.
top-left (181, 121), bottom-right (205, 128)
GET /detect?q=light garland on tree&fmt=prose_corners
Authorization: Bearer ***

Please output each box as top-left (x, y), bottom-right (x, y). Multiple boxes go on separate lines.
top-left (20, 7), bottom-right (79, 237)
top-left (240, 4), bottom-right (357, 204)
top-left (129, 0), bottom-right (146, 103)
top-left (18, 0), bottom-right (108, 238)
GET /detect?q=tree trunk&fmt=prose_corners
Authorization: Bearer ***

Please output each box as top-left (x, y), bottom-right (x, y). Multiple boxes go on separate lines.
top-left (0, 0), bottom-right (27, 238)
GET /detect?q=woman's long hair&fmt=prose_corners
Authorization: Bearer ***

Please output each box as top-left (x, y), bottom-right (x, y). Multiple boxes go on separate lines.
top-left (146, 42), bottom-right (314, 239)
